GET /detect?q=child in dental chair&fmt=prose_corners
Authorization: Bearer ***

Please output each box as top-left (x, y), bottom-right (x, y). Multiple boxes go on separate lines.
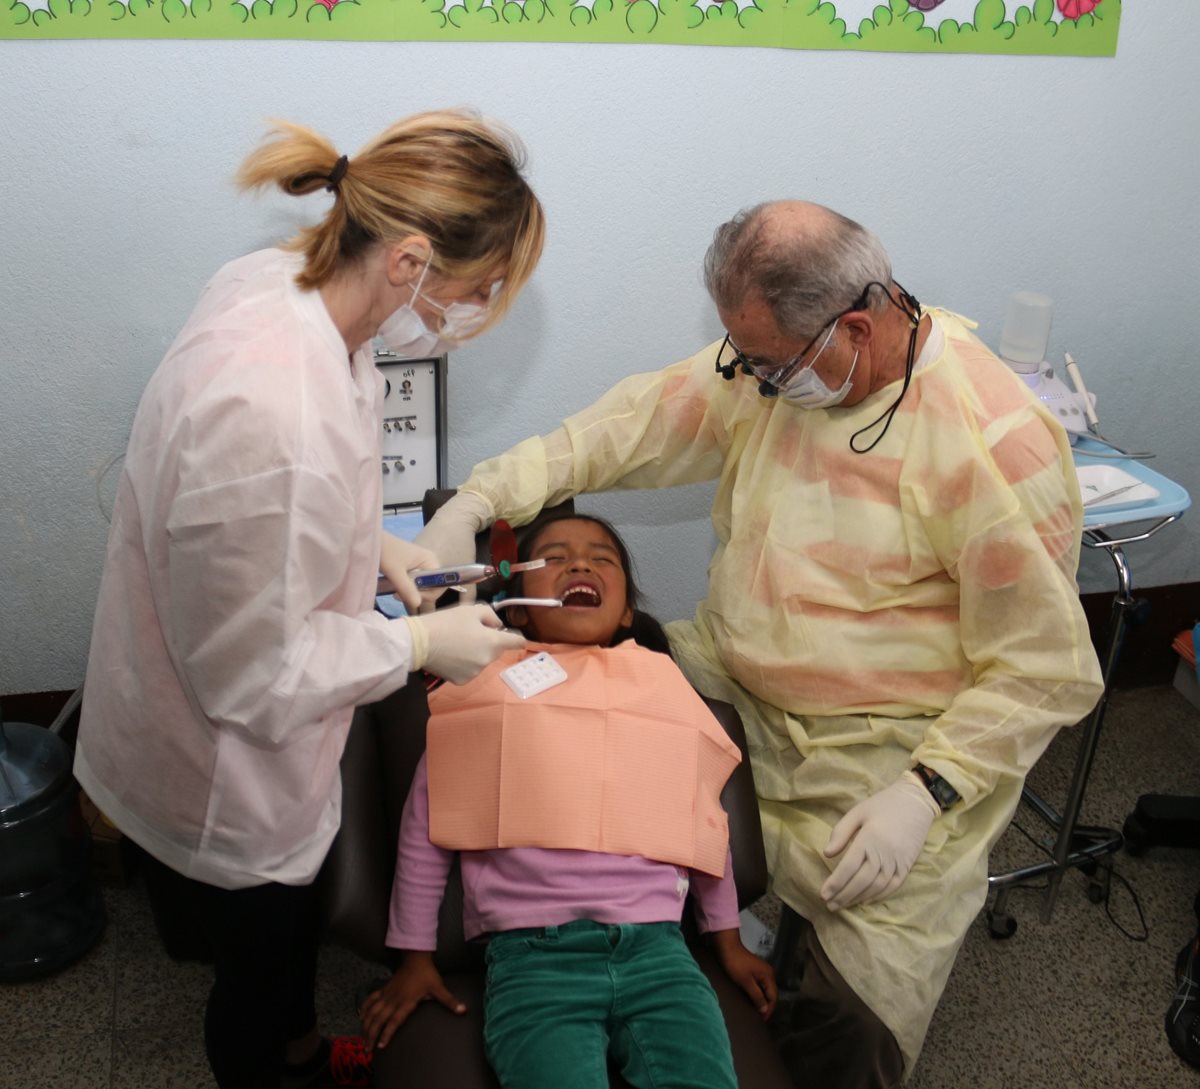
top-left (360, 512), bottom-right (777, 1089)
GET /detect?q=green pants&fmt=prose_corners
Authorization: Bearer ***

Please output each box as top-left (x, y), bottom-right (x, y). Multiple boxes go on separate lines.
top-left (483, 920), bottom-right (737, 1089)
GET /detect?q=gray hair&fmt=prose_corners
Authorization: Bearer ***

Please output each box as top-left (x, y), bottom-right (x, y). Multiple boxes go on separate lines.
top-left (703, 202), bottom-right (893, 339)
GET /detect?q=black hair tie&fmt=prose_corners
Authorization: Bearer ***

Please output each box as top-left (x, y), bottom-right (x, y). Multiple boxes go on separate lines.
top-left (325, 154), bottom-right (349, 193)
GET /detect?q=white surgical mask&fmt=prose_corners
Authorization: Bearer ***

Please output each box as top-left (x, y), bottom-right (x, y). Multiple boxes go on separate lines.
top-left (418, 296), bottom-right (489, 344)
top-left (375, 307), bottom-right (442, 358)
top-left (779, 351), bottom-right (858, 408)
top-left (776, 324), bottom-right (858, 409)
top-left (376, 253), bottom-right (442, 357)
top-left (375, 250), bottom-right (492, 356)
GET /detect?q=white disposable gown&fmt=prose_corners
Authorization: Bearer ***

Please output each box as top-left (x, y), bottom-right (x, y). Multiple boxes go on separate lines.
top-left (456, 309), bottom-right (1104, 1071)
top-left (75, 249), bottom-right (418, 890)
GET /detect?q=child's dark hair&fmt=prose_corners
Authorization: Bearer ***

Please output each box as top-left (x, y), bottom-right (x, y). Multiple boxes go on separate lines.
top-left (512, 510), bottom-right (673, 658)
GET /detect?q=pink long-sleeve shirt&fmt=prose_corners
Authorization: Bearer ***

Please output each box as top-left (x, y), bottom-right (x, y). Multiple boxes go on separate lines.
top-left (386, 755), bottom-right (741, 950)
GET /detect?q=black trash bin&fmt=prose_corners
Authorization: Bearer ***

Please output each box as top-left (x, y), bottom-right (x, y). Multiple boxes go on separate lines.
top-left (0, 717), bottom-right (106, 981)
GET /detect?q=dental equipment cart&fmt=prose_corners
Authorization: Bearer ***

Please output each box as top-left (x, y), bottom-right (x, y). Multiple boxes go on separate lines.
top-left (985, 436), bottom-right (1192, 938)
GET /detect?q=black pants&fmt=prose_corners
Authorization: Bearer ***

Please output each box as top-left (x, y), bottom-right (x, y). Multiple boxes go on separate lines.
top-left (769, 909), bottom-right (905, 1089)
top-left (143, 854), bottom-right (321, 1089)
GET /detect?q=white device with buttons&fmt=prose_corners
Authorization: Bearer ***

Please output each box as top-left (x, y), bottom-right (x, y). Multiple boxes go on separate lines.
top-left (996, 292), bottom-right (1095, 442)
top-left (376, 349), bottom-right (447, 509)
top-left (500, 652), bottom-right (570, 700)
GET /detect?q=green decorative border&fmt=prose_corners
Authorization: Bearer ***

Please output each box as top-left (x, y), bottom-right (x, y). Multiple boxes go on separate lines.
top-left (2, 0), bottom-right (1120, 57)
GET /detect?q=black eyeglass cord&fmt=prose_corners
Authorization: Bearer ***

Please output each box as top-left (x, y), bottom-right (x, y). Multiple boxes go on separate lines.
top-left (711, 279), bottom-right (923, 454)
top-left (848, 280), bottom-right (921, 454)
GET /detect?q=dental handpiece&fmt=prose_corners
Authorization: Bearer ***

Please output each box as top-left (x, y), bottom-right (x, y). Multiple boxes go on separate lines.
top-left (393, 558), bottom-right (548, 593)
top-left (1063, 353), bottom-right (1155, 460)
top-left (376, 567), bottom-right (486, 597)
top-left (1063, 353), bottom-right (1101, 432)
top-left (411, 563), bottom-right (493, 590)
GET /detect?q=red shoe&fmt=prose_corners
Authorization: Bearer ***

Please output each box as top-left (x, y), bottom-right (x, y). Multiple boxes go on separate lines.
top-left (283, 1036), bottom-right (373, 1088)
top-left (327, 1036), bottom-right (373, 1088)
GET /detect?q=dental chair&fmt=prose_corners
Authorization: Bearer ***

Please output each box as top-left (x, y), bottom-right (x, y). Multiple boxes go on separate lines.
top-left (317, 491), bottom-right (793, 1089)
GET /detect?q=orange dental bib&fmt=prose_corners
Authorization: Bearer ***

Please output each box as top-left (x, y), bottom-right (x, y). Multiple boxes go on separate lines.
top-left (426, 642), bottom-right (742, 878)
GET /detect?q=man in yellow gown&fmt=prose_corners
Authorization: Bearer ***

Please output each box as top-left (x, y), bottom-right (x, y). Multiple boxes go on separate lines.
top-left (418, 201), bottom-right (1104, 1086)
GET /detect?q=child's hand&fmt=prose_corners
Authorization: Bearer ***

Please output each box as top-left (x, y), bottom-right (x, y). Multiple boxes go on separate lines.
top-left (710, 929), bottom-right (778, 1020)
top-left (359, 952), bottom-right (466, 1050)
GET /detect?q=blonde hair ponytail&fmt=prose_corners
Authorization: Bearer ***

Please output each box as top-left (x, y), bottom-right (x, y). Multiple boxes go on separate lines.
top-left (236, 110), bottom-right (545, 326)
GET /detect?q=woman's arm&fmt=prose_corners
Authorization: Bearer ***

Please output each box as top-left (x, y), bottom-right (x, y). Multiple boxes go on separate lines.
top-left (164, 461), bottom-right (418, 746)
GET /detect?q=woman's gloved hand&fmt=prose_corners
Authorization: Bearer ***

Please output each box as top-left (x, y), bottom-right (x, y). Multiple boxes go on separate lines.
top-left (819, 773), bottom-right (939, 912)
top-left (404, 604), bottom-right (525, 685)
top-left (412, 492), bottom-right (493, 606)
top-left (378, 533), bottom-right (439, 613)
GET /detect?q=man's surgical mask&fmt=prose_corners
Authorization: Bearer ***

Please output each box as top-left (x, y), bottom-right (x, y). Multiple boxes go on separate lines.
top-left (776, 324), bottom-right (858, 409)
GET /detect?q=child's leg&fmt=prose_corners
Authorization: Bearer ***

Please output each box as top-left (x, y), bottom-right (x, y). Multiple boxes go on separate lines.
top-left (483, 924), bottom-right (614, 1089)
top-left (606, 923), bottom-right (738, 1089)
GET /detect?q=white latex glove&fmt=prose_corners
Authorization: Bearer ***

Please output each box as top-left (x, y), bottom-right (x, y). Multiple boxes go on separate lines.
top-left (403, 604), bottom-right (525, 685)
top-left (378, 533), bottom-right (439, 613)
top-left (820, 774), bottom-right (940, 912)
top-left (412, 492), bottom-right (493, 607)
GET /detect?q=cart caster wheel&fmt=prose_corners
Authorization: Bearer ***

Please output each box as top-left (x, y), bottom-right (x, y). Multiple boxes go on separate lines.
top-left (1086, 881), bottom-right (1106, 904)
top-left (987, 909), bottom-right (1018, 940)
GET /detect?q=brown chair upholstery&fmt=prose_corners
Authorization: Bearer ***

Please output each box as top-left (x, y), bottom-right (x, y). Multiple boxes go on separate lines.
top-left (317, 493), bottom-right (792, 1089)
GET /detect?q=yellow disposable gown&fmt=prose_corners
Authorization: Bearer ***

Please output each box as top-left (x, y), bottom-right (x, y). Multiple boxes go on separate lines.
top-left (459, 309), bottom-right (1104, 1072)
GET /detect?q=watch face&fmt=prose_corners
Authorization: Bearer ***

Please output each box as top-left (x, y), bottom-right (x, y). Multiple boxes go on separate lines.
top-left (917, 765), bottom-right (959, 810)
top-left (929, 776), bottom-right (959, 810)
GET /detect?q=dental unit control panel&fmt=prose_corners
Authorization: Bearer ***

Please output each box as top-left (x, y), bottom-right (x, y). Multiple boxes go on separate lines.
top-left (375, 349), bottom-right (448, 509)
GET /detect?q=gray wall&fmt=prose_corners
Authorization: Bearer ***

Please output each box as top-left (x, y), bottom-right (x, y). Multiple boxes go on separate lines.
top-left (3, 7), bottom-right (1198, 694)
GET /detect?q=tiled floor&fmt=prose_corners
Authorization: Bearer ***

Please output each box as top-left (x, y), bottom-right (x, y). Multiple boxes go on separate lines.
top-left (3, 685), bottom-right (1198, 1088)
top-left (2, 874), bottom-right (379, 1089)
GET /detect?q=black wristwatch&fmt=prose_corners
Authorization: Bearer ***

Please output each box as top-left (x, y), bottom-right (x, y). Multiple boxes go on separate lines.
top-left (912, 764), bottom-right (960, 811)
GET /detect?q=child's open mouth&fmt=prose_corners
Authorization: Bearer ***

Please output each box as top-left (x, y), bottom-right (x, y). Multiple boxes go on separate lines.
top-left (560, 584), bottom-right (601, 608)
